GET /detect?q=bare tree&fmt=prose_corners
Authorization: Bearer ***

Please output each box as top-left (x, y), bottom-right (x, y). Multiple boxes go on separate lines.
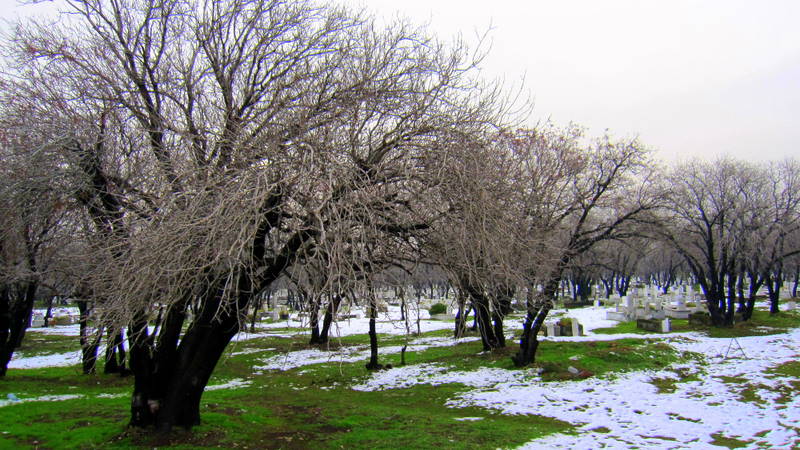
top-left (507, 126), bottom-right (659, 367)
top-left (423, 134), bottom-right (525, 351)
top-left (743, 159), bottom-right (800, 315)
top-left (658, 158), bottom-right (760, 325)
top-left (0, 133), bottom-right (69, 376)
top-left (639, 240), bottom-right (684, 294)
top-left (4, 0), bottom-right (505, 431)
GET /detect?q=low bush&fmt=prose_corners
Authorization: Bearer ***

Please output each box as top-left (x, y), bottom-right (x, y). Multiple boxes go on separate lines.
top-left (428, 303), bottom-right (447, 315)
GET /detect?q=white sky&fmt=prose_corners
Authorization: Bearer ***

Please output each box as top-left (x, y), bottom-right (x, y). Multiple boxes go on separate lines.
top-left (4, 0), bottom-right (799, 163)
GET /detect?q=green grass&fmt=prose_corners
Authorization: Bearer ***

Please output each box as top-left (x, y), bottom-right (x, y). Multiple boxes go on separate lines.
top-left (766, 360), bottom-right (800, 378)
top-left (0, 328), bottom-right (581, 449)
top-left (534, 339), bottom-right (684, 381)
top-left (15, 332), bottom-right (78, 357)
top-left (650, 367), bottom-right (703, 393)
top-left (0, 321), bottom-right (749, 449)
top-left (709, 432), bottom-right (753, 449)
top-left (0, 396), bottom-right (129, 449)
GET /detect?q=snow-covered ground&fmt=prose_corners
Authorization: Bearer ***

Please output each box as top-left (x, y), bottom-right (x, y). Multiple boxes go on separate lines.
top-left (250, 304), bottom-right (454, 338)
top-left (254, 335), bottom-right (480, 372)
top-left (351, 306), bottom-right (800, 449)
top-left (7, 350), bottom-right (82, 370)
top-left (9, 305), bottom-right (456, 369)
top-left (9, 304), bottom-right (800, 448)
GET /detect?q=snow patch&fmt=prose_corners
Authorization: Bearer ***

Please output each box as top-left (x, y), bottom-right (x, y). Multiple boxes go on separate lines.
top-left (8, 351), bottom-right (81, 369)
top-left (205, 378), bottom-right (252, 391)
top-left (255, 336), bottom-right (479, 372)
top-left (0, 394), bottom-right (83, 408)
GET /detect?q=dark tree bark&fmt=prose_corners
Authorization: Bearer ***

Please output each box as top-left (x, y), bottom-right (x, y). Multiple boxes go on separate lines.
top-left (615, 274), bottom-right (631, 297)
top-left (736, 271), bottom-right (747, 313)
top-left (765, 267), bottom-right (783, 315)
top-left (512, 279), bottom-right (558, 367)
top-left (319, 294), bottom-right (341, 345)
top-left (454, 290), bottom-right (468, 339)
top-left (249, 294), bottom-right (263, 333)
top-left (77, 300), bottom-right (100, 375)
top-left (0, 280), bottom-right (38, 377)
top-left (43, 295), bottom-right (55, 328)
top-left (491, 285), bottom-right (514, 348)
top-left (104, 330), bottom-right (128, 374)
top-left (599, 276), bottom-right (613, 298)
top-left (459, 278), bottom-right (501, 351)
top-left (307, 292), bottom-right (321, 346)
top-left (365, 296), bottom-right (381, 371)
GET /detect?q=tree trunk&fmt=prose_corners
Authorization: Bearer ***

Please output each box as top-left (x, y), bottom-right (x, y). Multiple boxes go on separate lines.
top-left (726, 270), bottom-right (736, 324)
top-left (128, 285), bottom-right (252, 432)
top-left (454, 291), bottom-right (467, 339)
top-left (766, 269), bottom-right (782, 315)
top-left (0, 286), bottom-right (15, 377)
top-left (13, 282), bottom-right (37, 349)
top-left (736, 272), bottom-right (745, 312)
top-left (43, 295), bottom-right (55, 328)
top-left (308, 295), bottom-right (321, 345)
top-left (104, 330), bottom-right (128, 374)
top-left (155, 306), bottom-right (242, 431)
top-left (0, 281), bottom-right (38, 376)
top-left (468, 290), bottom-right (499, 351)
top-left (77, 300), bottom-right (101, 375)
top-left (249, 294), bottom-right (262, 333)
top-left (491, 286), bottom-right (513, 349)
top-left (600, 278), bottom-right (613, 298)
top-left (319, 294), bottom-right (341, 344)
top-left (492, 312), bottom-right (506, 348)
top-left (512, 280), bottom-right (556, 367)
top-left (365, 297), bottom-right (381, 371)
top-left (703, 282), bottom-right (731, 327)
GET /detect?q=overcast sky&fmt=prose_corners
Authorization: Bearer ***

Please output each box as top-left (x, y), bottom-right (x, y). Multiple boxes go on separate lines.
top-left (4, 0), bottom-right (799, 163)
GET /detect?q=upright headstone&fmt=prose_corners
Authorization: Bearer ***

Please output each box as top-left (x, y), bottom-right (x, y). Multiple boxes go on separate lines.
top-left (661, 318), bottom-right (671, 333)
top-left (624, 296), bottom-right (633, 309)
top-left (676, 291), bottom-right (685, 307)
top-left (571, 319), bottom-right (581, 337)
top-left (31, 313), bottom-right (44, 328)
top-left (546, 322), bottom-right (557, 337)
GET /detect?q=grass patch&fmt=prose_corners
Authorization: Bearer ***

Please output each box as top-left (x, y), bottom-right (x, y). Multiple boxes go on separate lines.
top-left (534, 339), bottom-right (683, 381)
top-left (761, 361), bottom-right (800, 404)
top-left (0, 318), bottom-right (771, 449)
top-left (709, 432), bottom-right (752, 449)
top-left (650, 367), bottom-right (702, 393)
top-left (766, 360), bottom-right (800, 378)
top-left (0, 329), bottom-right (578, 449)
top-left (14, 332), bottom-right (77, 357)
top-left (0, 396), bottom-right (129, 449)
top-left (593, 319), bottom-right (695, 335)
